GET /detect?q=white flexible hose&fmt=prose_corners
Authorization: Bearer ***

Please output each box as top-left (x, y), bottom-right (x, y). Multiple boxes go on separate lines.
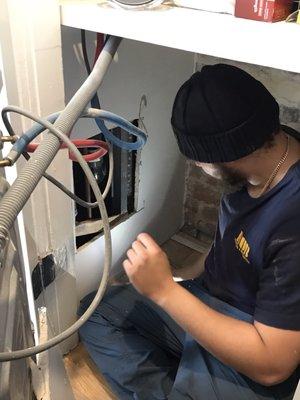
top-left (0, 108), bottom-right (112, 362)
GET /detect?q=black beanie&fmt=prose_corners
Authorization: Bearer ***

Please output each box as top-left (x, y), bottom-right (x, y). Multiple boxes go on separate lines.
top-left (171, 64), bottom-right (280, 163)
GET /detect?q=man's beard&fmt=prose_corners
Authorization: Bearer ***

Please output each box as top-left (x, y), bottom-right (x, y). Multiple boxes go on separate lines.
top-left (208, 164), bottom-right (247, 194)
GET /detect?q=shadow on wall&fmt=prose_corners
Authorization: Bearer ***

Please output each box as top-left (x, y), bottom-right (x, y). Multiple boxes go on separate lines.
top-left (184, 55), bottom-right (300, 239)
top-left (112, 157), bottom-right (186, 273)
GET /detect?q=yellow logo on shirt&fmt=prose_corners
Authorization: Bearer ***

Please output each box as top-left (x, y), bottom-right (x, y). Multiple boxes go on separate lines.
top-left (235, 231), bottom-right (250, 264)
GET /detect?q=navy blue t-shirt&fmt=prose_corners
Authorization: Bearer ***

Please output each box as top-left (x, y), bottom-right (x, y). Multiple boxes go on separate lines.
top-left (202, 159), bottom-right (300, 330)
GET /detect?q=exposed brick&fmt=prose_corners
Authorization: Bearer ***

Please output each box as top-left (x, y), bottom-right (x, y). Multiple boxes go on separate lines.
top-left (190, 187), bottom-right (221, 206)
top-left (280, 105), bottom-right (300, 125)
top-left (196, 221), bottom-right (217, 238)
top-left (201, 206), bottom-right (219, 223)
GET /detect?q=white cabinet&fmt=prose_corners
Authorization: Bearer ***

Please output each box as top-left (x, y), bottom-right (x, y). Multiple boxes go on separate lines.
top-left (61, 3), bottom-right (300, 73)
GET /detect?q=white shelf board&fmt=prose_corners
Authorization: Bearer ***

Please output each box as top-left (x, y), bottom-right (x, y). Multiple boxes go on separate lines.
top-left (60, 3), bottom-right (300, 73)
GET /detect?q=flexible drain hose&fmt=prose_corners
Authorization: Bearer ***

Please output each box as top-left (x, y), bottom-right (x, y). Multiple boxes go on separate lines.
top-left (0, 110), bottom-right (112, 361)
top-left (0, 36), bottom-right (121, 249)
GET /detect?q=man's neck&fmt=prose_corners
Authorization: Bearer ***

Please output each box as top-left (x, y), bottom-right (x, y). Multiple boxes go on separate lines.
top-left (245, 133), bottom-right (300, 198)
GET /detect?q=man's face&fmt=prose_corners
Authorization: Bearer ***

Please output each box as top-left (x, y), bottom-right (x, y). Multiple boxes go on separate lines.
top-left (196, 162), bottom-right (247, 192)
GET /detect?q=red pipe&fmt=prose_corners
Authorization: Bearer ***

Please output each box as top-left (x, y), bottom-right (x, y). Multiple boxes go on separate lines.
top-left (27, 139), bottom-right (109, 162)
top-left (93, 33), bottom-right (104, 66)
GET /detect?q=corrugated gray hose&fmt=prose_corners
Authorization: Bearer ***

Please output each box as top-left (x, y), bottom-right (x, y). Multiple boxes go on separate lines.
top-left (0, 36), bottom-right (122, 361)
top-left (0, 35), bottom-right (121, 248)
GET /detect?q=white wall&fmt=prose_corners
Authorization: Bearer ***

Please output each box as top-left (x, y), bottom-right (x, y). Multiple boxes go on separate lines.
top-left (61, 27), bottom-right (194, 298)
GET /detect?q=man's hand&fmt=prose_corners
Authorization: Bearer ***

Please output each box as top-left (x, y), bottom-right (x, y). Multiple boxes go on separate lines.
top-left (123, 233), bottom-right (177, 303)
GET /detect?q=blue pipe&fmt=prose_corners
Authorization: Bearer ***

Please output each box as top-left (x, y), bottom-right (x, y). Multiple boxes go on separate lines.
top-left (10, 109), bottom-right (147, 161)
top-left (12, 113), bottom-right (59, 153)
top-left (93, 111), bottom-right (147, 151)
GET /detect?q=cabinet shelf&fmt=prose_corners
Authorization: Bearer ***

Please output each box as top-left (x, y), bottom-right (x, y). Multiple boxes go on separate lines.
top-left (61, 3), bottom-right (300, 73)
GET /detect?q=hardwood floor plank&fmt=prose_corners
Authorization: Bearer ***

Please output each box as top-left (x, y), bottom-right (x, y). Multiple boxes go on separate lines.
top-left (64, 343), bottom-right (116, 400)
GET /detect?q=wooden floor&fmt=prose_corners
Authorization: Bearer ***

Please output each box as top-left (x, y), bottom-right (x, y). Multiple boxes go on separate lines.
top-left (64, 343), bottom-right (116, 400)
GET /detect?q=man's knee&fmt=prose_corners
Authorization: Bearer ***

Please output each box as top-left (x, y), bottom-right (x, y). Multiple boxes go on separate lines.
top-left (78, 284), bottom-right (143, 335)
top-left (78, 285), bottom-right (132, 315)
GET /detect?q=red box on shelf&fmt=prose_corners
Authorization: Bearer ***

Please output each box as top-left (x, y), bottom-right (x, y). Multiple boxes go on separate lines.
top-left (235, 0), bottom-right (293, 22)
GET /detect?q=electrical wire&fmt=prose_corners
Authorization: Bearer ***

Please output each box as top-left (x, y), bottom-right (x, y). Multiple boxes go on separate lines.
top-left (81, 29), bottom-right (101, 111)
top-left (43, 148), bottom-right (113, 208)
top-left (43, 144), bottom-right (113, 208)
top-left (81, 30), bottom-right (92, 75)
top-left (20, 150), bottom-right (114, 209)
top-left (0, 106), bottom-right (112, 362)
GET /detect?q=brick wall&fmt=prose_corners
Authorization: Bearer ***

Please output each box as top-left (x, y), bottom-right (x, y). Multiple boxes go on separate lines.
top-left (183, 55), bottom-right (300, 240)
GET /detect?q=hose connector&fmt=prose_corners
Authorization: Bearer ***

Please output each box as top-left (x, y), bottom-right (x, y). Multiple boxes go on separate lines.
top-left (0, 159), bottom-right (12, 168)
top-left (0, 135), bottom-right (18, 143)
top-left (0, 131), bottom-right (18, 150)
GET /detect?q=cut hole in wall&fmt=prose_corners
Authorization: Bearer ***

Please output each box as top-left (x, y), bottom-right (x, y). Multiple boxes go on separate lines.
top-left (73, 120), bottom-right (140, 249)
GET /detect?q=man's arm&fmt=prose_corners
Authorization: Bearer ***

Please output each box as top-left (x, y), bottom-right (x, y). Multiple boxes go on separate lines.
top-left (123, 233), bottom-right (300, 386)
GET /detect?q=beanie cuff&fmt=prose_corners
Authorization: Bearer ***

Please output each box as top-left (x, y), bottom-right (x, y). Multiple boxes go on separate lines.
top-left (173, 104), bottom-right (279, 163)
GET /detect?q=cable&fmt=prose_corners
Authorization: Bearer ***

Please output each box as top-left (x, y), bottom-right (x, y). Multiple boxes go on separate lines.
top-left (0, 107), bottom-right (112, 362)
top-left (81, 29), bottom-right (101, 112)
top-left (42, 145), bottom-right (113, 209)
top-left (81, 30), bottom-right (92, 75)
top-left (20, 151), bottom-right (110, 209)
